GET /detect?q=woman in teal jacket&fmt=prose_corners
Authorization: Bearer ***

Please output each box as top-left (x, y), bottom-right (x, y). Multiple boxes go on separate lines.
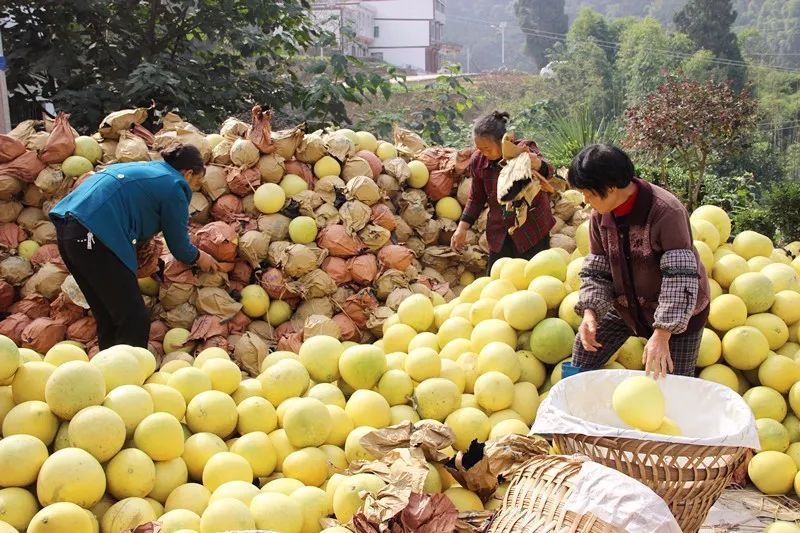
top-left (50, 143), bottom-right (219, 350)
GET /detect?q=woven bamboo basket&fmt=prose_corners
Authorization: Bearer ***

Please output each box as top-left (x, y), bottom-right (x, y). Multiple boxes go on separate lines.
top-left (488, 455), bottom-right (621, 533)
top-left (552, 434), bottom-right (749, 533)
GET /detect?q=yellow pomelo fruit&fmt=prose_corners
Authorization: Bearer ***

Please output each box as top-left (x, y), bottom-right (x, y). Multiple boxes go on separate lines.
top-left (283, 397), bottom-right (332, 448)
top-left (525, 249), bottom-right (568, 282)
top-left (168, 367), bottom-right (213, 404)
top-left (28, 502), bottom-right (93, 533)
top-left (183, 433), bottom-right (227, 481)
top-left (261, 477), bottom-right (304, 496)
top-left (267, 429), bottom-right (296, 473)
top-left (440, 358), bottom-right (466, 393)
top-left (758, 355), bottom-right (800, 394)
top-left (165, 483), bottom-right (210, 516)
top-left (250, 492), bottom-right (302, 532)
top-left (528, 276), bottom-right (568, 311)
top-left (471, 319), bottom-right (517, 352)
top-left (18, 348), bottom-right (42, 363)
top-left (444, 487), bottom-right (484, 512)
top-left (283, 447), bottom-right (329, 487)
top-left (499, 259), bottom-right (529, 290)
top-left (708, 278), bottom-right (723, 299)
top-left (160, 360), bottom-right (191, 373)
top-left (323, 405), bottom-right (354, 448)
top-left (414, 378), bottom-right (461, 421)
top-left (748, 256), bottom-right (772, 272)
top-left (744, 386), bottom-right (787, 421)
top-left (68, 406), bottom-right (126, 462)
top-left (729, 272), bottom-right (775, 314)
top-left (398, 293), bottom-right (434, 333)
top-left (103, 384), bottom-right (154, 437)
top-left (474, 371), bottom-right (514, 413)
top-left (44, 361), bottom-right (106, 420)
top-left (239, 284), bottom-right (270, 318)
top-left (0, 486), bottom-right (39, 530)
top-left (193, 347), bottom-right (229, 368)
top-left (748, 451), bottom-right (796, 494)
top-left (306, 382), bottom-right (346, 408)
top-left (37, 448), bottom-right (105, 507)
top-left (254, 183), bottom-right (286, 214)
top-left (461, 393), bottom-right (478, 409)
top-left (699, 364), bottom-right (739, 390)
top-left (230, 431), bottom-right (277, 478)
top-left (439, 338), bottom-right (471, 362)
top-left (772, 291), bottom-right (800, 327)
top-left (515, 351), bottom-right (545, 389)
top-left (407, 160), bottom-right (430, 188)
top-left (574, 221), bottom-right (590, 256)
top-left (149, 457), bottom-right (189, 504)
top-left (210, 480), bottom-right (259, 507)
top-left (746, 313), bottom-right (789, 351)
top-left (691, 218), bottom-right (721, 250)
top-left (0, 434), bottom-right (48, 487)
top-left (765, 521), bottom-right (800, 533)
top-left (235, 396), bottom-right (277, 435)
top-left (713, 254), bottom-right (749, 290)
top-left (2, 400), bottom-right (58, 444)
top-left (376, 141), bottom-right (398, 161)
top-left (488, 409), bottom-right (524, 426)
top-left (436, 196), bottom-right (462, 221)
top-left (231, 378), bottom-right (265, 405)
top-left (722, 326), bottom-right (769, 370)
top-left (344, 426), bottom-right (377, 464)
top-left (292, 486), bottom-right (329, 533)
top-left (788, 442), bottom-right (800, 468)
top-left (697, 329), bottom-right (722, 368)
top-left (258, 359), bottom-right (310, 407)
top-left (314, 155), bottom-right (341, 178)
top-left (489, 418), bottom-right (530, 439)
top-left (557, 291), bottom-right (581, 332)
top-left (691, 205), bottom-right (731, 243)
top-left (383, 323), bottom-right (416, 353)
top-left (105, 448), bottom-right (156, 499)
top-left (43, 343), bottom-right (86, 366)
top-left (502, 290), bottom-right (547, 332)
top-left (200, 497), bottom-right (255, 532)
top-left (333, 474), bottom-right (386, 523)
top-left (469, 298), bottom-right (498, 325)
top-left (377, 369), bottom-right (414, 407)
top-left (762, 263), bottom-right (800, 293)
top-left (101, 497), bottom-right (156, 533)
top-left (653, 417), bottom-right (682, 436)
top-left (708, 294), bottom-right (748, 332)
top-left (186, 390), bottom-right (238, 439)
top-left (299, 335), bottom-right (343, 384)
top-left (91, 346), bottom-right (145, 390)
top-left (784, 413), bottom-right (800, 444)
top-left (460, 277), bottom-right (492, 303)
top-left (757, 418), bottom-right (791, 452)
top-left (390, 405), bottom-right (420, 425)
top-left (445, 407), bottom-right (491, 451)
top-left (202, 452), bottom-right (253, 492)
top-left (159, 509), bottom-right (201, 533)
top-left (129, 347), bottom-right (157, 380)
top-left (408, 331), bottom-right (439, 352)
top-left (529, 318), bottom-right (575, 365)
top-left (438, 318), bottom-right (473, 348)
top-left (345, 389), bottom-right (391, 428)
top-left (144, 383), bottom-right (186, 420)
top-left (733, 230), bottom-right (774, 259)
top-left (12, 361), bottom-right (55, 405)
top-left (477, 342), bottom-right (521, 382)
top-left (449, 302), bottom-right (472, 321)
top-left (338, 345), bottom-right (386, 391)
top-left (200, 359), bottom-right (242, 395)
top-left (52, 421), bottom-right (70, 451)
top-left (694, 240), bottom-right (714, 272)
top-left (511, 382), bottom-right (540, 425)
top-left (612, 376), bottom-right (665, 432)
top-left (134, 412), bottom-right (185, 461)
top-left (145, 371), bottom-right (172, 385)
top-left (405, 347), bottom-right (440, 381)
top-left (611, 337), bottom-right (645, 370)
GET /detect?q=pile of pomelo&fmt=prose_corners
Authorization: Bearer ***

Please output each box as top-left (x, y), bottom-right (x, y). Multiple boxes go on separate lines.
top-left (0, 201), bottom-right (797, 532)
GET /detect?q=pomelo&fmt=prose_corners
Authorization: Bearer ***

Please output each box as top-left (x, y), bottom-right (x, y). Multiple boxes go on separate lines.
top-left (611, 376), bottom-right (665, 432)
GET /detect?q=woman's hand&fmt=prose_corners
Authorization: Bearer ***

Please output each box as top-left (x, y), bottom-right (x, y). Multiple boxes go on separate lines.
top-left (196, 250), bottom-right (220, 272)
top-left (450, 222), bottom-right (469, 252)
top-left (643, 329), bottom-right (674, 380)
top-left (578, 309), bottom-right (601, 351)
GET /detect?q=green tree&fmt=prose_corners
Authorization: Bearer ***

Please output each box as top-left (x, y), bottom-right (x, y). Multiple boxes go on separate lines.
top-left (625, 74), bottom-right (758, 210)
top-left (567, 8), bottom-right (617, 62)
top-left (549, 40), bottom-right (617, 116)
top-left (2, 0), bottom-right (398, 132)
top-left (515, 0), bottom-right (569, 69)
top-left (615, 18), bottom-right (694, 106)
top-left (674, 0), bottom-right (746, 86)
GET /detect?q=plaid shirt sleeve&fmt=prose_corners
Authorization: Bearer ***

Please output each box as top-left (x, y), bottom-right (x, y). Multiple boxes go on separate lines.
top-left (575, 253), bottom-right (614, 317)
top-left (653, 249), bottom-right (700, 334)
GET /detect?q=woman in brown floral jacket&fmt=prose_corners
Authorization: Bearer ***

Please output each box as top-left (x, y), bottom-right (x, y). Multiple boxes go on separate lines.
top-left (567, 144), bottom-right (710, 378)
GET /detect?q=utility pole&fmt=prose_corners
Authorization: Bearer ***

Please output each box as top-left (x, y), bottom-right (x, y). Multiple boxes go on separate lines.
top-left (0, 31), bottom-right (10, 134)
top-left (498, 22), bottom-right (507, 66)
top-left (466, 46), bottom-right (471, 74)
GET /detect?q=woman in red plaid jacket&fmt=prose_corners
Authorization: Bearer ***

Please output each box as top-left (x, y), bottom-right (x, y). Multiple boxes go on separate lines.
top-left (450, 111), bottom-right (556, 274)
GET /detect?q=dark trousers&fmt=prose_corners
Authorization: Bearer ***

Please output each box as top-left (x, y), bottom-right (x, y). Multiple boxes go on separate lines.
top-left (486, 235), bottom-right (550, 276)
top-left (54, 216), bottom-right (150, 350)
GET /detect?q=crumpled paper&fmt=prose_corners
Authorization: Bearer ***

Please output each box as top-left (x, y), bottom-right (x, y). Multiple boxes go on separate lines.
top-left (359, 421), bottom-right (456, 463)
top-left (353, 493), bottom-right (459, 533)
top-left (444, 435), bottom-right (550, 501)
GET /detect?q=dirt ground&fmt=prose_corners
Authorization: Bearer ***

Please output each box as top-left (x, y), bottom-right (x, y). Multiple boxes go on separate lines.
top-left (701, 487), bottom-right (800, 531)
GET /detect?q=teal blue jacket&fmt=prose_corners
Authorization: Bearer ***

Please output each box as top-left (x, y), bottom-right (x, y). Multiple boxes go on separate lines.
top-left (50, 161), bottom-right (199, 273)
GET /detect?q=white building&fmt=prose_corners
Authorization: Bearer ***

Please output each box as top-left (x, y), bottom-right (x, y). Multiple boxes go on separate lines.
top-left (313, 0), bottom-right (446, 73)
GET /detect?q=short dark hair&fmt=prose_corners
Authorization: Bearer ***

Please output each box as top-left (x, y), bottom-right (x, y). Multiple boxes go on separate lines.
top-left (161, 143), bottom-right (205, 174)
top-left (567, 144), bottom-right (635, 198)
top-left (473, 111), bottom-right (510, 142)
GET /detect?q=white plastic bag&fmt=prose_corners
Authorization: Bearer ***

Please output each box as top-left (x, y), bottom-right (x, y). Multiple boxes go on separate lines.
top-left (532, 369), bottom-right (760, 449)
